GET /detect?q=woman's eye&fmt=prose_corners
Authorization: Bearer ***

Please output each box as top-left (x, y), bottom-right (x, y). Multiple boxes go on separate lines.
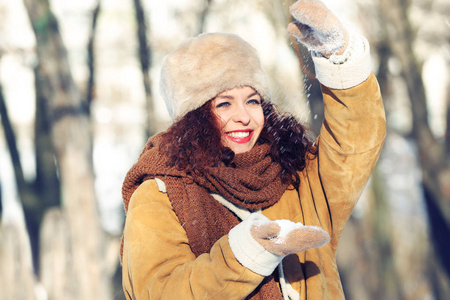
top-left (216, 102), bottom-right (230, 108)
top-left (247, 99), bottom-right (261, 105)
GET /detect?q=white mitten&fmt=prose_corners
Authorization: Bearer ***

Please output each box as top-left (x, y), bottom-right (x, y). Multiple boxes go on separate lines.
top-left (288, 0), bottom-right (349, 57)
top-left (250, 219), bottom-right (330, 256)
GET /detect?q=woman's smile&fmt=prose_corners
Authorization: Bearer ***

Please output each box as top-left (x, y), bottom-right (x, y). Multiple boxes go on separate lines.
top-left (226, 129), bottom-right (254, 143)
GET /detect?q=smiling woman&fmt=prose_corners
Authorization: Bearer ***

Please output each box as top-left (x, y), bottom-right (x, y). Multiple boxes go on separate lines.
top-left (212, 86), bottom-right (264, 154)
top-left (155, 85), bottom-right (314, 188)
top-left (120, 1), bottom-right (386, 299)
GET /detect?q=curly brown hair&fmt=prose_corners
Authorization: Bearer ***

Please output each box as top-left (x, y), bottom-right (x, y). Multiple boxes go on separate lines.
top-left (159, 100), bottom-right (317, 188)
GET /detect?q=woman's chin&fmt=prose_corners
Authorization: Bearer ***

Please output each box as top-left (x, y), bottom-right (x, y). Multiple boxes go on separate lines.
top-left (226, 142), bottom-right (254, 154)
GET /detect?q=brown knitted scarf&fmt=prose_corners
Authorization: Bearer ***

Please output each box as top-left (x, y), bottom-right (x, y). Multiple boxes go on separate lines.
top-left (122, 133), bottom-right (288, 300)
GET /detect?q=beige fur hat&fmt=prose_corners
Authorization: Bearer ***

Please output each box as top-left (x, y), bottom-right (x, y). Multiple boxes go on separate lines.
top-left (160, 32), bottom-right (270, 120)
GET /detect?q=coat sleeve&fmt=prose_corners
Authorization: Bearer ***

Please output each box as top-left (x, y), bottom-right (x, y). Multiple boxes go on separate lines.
top-left (121, 179), bottom-right (264, 300)
top-left (311, 33), bottom-right (386, 249)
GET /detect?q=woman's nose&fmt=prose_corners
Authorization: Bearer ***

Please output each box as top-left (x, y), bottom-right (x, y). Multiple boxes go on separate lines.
top-left (232, 106), bottom-right (251, 125)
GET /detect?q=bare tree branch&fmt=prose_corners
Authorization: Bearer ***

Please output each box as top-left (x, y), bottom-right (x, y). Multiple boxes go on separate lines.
top-left (0, 83), bottom-right (25, 191)
top-left (86, 0), bottom-right (101, 114)
top-left (133, 0), bottom-right (156, 137)
top-left (446, 79), bottom-right (450, 157)
top-left (198, 0), bottom-right (213, 34)
top-left (0, 65), bottom-right (38, 300)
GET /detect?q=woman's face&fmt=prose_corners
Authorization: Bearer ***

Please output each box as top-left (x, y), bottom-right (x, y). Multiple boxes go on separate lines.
top-left (211, 86), bottom-right (264, 154)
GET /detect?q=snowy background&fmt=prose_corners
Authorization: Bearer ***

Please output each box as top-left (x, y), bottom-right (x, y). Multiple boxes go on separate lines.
top-left (0, 0), bottom-right (449, 299)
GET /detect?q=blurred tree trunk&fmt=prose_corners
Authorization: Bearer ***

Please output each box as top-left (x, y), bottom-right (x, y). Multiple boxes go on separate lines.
top-left (369, 168), bottom-right (405, 299)
top-left (39, 208), bottom-right (75, 298)
top-left (133, 0), bottom-right (156, 138)
top-left (22, 0), bottom-right (111, 299)
top-left (86, 0), bottom-right (101, 114)
top-left (32, 64), bottom-right (62, 271)
top-left (0, 74), bottom-right (38, 242)
top-left (0, 223), bottom-right (37, 300)
top-left (1, 45), bottom-right (61, 278)
top-left (0, 83), bottom-right (27, 202)
top-left (446, 79), bottom-right (450, 155)
top-left (0, 78), bottom-right (38, 300)
top-left (378, 0), bottom-right (450, 296)
top-left (197, 0), bottom-right (213, 34)
top-left (336, 33), bottom-right (407, 299)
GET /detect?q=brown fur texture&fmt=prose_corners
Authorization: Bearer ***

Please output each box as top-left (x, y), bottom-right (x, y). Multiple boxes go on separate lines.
top-left (160, 33), bottom-right (270, 119)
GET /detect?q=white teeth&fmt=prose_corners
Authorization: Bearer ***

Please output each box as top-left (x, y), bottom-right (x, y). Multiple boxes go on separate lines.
top-left (227, 131), bottom-right (250, 138)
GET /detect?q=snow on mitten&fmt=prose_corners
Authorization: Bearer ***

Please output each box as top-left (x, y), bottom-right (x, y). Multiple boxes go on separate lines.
top-left (250, 219), bottom-right (330, 256)
top-left (288, 0), bottom-right (349, 57)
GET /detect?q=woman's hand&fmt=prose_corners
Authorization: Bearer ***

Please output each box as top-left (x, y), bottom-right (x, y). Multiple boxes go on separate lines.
top-left (250, 219), bottom-right (330, 256)
top-left (288, 0), bottom-right (349, 58)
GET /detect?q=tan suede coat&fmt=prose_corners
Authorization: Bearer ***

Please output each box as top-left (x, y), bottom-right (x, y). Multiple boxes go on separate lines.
top-left (122, 73), bottom-right (386, 299)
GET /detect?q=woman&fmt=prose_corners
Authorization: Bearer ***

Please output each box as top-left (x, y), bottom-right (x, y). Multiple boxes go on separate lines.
top-left (121, 0), bottom-right (386, 299)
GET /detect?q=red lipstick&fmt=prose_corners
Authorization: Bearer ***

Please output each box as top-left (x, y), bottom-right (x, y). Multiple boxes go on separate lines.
top-left (225, 129), bottom-right (253, 144)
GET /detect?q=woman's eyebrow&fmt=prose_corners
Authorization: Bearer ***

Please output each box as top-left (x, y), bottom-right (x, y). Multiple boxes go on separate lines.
top-left (246, 92), bottom-right (259, 99)
top-left (216, 91), bottom-right (259, 100)
top-left (216, 95), bottom-right (233, 100)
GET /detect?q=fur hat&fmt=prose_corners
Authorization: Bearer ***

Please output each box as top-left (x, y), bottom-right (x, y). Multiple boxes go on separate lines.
top-left (160, 33), bottom-right (270, 120)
